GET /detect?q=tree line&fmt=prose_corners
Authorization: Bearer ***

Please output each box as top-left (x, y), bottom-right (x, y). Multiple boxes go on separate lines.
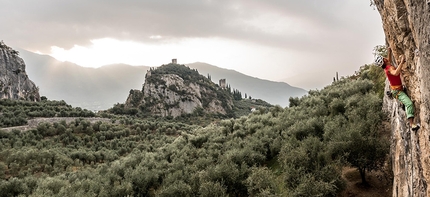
top-left (0, 99), bottom-right (95, 128)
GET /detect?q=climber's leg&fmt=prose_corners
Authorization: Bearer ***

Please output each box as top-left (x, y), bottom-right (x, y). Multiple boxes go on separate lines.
top-left (397, 91), bottom-right (414, 119)
top-left (397, 91), bottom-right (420, 131)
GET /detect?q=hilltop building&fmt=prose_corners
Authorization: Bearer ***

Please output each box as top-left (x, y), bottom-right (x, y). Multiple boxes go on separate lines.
top-left (219, 79), bottom-right (226, 89)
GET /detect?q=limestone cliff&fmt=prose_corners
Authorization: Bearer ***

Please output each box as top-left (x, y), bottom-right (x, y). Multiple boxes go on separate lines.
top-left (374, 1), bottom-right (430, 196)
top-left (0, 42), bottom-right (40, 101)
top-left (125, 63), bottom-right (233, 118)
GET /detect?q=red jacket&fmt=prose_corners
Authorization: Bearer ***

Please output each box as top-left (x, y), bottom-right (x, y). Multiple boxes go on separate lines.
top-left (384, 64), bottom-right (402, 88)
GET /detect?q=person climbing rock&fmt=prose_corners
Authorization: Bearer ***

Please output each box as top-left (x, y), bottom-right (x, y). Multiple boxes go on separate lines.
top-left (374, 47), bottom-right (420, 131)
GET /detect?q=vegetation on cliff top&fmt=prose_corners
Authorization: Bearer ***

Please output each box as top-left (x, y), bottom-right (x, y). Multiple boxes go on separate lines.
top-left (0, 41), bottom-right (19, 56)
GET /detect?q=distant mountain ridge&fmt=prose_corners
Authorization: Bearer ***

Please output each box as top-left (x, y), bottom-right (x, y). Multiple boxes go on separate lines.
top-left (186, 62), bottom-right (307, 107)
top-left (19, 49), bottom-right (149, 110)
top-left (19, 50), bottom-right (307, 110)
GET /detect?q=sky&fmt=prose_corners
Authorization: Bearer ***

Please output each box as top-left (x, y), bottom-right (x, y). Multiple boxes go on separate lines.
top-left (0, 0), bottom-right (385, 90)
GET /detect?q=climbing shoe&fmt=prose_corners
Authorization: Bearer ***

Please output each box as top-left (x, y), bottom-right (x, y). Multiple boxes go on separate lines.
top-left (412, 123), bottom-right (420, 131)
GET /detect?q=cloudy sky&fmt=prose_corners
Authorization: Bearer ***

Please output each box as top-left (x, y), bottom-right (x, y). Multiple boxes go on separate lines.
top-left (1, 0), bottom-right (384, 90)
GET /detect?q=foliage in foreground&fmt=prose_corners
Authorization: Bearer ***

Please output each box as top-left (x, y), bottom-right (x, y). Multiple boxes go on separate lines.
top-left (0, 74), bottom-right (389, 196)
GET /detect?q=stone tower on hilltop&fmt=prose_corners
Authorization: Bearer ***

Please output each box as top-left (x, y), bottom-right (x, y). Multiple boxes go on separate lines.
top-left (219, 79), bottom-right (226, 89)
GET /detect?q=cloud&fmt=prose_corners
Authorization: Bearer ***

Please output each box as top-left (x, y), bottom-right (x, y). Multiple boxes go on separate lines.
top-left (0, 0), bottom-right (380, 52)
top-left (0, 0), bottom-right (384, 89)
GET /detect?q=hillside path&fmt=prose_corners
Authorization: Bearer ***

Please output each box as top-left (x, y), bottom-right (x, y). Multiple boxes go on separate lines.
top-left (1, 117), bottom-right (111, 132)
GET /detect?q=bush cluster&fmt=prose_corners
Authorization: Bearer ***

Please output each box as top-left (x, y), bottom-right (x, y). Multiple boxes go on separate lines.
top-left (0, 99), bottom-right (95, 128)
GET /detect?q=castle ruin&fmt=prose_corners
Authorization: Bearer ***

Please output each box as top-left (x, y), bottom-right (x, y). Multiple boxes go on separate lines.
top-left (219, 79), bottom-right (226, 89)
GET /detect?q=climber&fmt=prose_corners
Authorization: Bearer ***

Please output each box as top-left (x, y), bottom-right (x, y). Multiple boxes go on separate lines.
top-left (375, 47), bottom-right (420, 131)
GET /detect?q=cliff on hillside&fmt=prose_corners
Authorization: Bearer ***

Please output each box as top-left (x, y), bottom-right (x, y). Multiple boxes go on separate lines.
top-left (0, 42), bottom-right (40, 101)
top-left (124, 63), bottom-right (234, 118)
top-left (374, 1), bottom-right (430, 196)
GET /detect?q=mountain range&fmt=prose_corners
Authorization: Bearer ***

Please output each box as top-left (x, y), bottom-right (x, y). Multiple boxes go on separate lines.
top-left (187, 62), bottom-right (307, 108)
top-left (19, 50), bottom-right (307, 110)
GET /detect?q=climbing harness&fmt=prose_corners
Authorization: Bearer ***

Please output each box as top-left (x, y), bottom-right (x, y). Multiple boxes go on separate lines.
top-left (391, 85), bottom-right (403, 91)
top-left (387, 85), bottom-right (409, 111)
top-left (390, 85), bottom-right (403, 99)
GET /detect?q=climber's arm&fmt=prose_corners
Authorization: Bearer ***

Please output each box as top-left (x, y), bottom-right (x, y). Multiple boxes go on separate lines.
top-left (387, 47), bottom-right (393, 64)
top-left (389, 55), bottom-right (405, 76)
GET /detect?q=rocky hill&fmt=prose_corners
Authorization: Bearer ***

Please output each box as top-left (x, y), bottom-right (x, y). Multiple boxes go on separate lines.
top-left (124, 63), bottom-right (234, 118)
top-left (0, 42), bottom-right (40, 101)
top-left (373, 1), bottom-right (430, 196)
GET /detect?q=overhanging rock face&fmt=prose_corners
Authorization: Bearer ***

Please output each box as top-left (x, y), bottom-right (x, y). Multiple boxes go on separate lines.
top-left (374, 0), bottom-right (430, 196)
top-left (383, 88), bottom-right (427, 197)
top-left (0, 43), bottom-right (40, 101)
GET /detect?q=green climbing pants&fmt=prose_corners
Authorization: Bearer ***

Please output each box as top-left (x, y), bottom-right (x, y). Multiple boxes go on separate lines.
top-left (392, 90), bottom-right (415, 119)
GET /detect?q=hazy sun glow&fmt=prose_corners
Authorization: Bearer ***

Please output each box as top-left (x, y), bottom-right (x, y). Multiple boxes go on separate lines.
top-left (50, 37), bottom-right (238, 67)
top-left (48, 37), bottom-right (300, 80)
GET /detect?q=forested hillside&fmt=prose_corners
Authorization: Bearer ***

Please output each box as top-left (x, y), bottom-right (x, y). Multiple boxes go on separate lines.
top-left (0, 99), bottom-right (95, 128)
top-left (0, 64), bottom-right (390, 196)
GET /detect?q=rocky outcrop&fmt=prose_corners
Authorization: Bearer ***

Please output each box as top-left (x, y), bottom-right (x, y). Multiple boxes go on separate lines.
top-left (125, 64), bottom-right (233, 118)
top-left (374, 1), bottom-right (430, 196)
top-left (0, 42), bottom-right (40, 101)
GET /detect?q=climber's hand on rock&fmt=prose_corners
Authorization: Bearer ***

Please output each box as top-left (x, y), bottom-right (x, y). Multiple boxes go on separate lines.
top-left (396, 55), bottom-right (405, 65)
